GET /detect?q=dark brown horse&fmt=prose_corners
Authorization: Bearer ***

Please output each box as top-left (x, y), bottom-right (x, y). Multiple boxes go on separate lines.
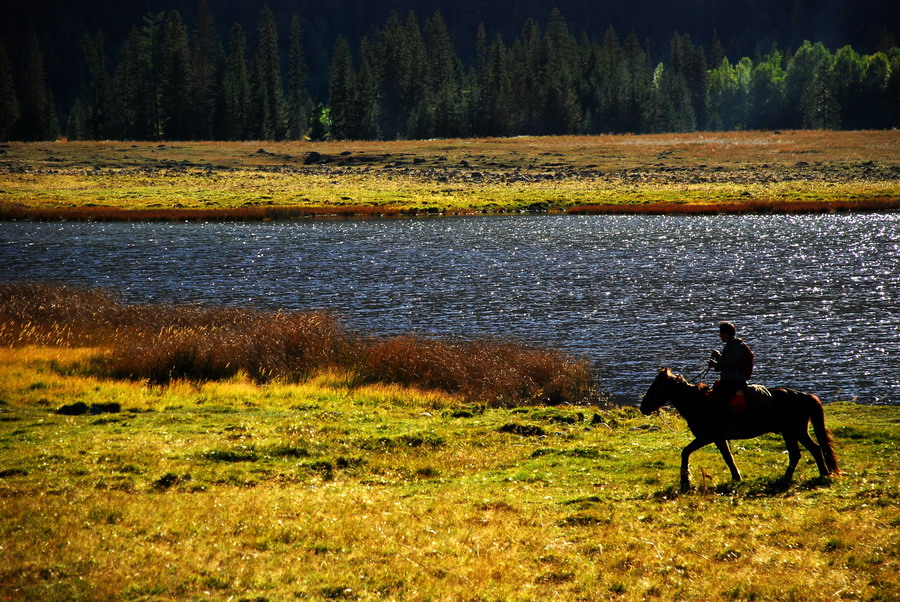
top-left (641, 368), bottom-right (839, 491)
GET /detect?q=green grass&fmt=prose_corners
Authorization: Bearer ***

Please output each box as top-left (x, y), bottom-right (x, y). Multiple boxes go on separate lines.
top-left (0, 346), bottom-right (897, 600)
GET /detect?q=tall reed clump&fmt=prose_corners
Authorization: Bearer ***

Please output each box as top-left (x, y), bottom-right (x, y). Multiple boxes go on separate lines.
top-left (0, 282), bottom-right (126, 346)
top-left (359, 335), bottom-right (598, 406)
top-left (105, 310), bottom-right (356, 385)
top-left (0, 283), bottom-right (600, 405)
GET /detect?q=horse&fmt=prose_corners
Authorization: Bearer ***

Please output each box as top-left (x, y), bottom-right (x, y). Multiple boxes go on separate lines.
top-left (640, 368), bottom-right (839, 491)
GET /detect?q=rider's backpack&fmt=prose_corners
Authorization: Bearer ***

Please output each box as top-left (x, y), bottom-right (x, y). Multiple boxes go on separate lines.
top-left (739, 340), bottom-right (755, 379)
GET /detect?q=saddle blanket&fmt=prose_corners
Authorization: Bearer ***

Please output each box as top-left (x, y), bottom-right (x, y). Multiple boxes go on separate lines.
top-left (729, 384), bottom-right (771, 412)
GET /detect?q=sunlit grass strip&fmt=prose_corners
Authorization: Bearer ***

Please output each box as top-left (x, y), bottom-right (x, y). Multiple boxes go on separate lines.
top-left (0, 283), bottom-right (598, 406)
top-left (3, 180), bottom-right (898, 218)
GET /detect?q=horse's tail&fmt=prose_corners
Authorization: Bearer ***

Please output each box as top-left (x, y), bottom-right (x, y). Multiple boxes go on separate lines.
top-left (809, 393), bottom-right (840, 476)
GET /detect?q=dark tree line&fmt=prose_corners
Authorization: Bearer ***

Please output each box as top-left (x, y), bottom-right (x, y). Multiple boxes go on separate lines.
top-left (1, 5), bottom-right (899, 141)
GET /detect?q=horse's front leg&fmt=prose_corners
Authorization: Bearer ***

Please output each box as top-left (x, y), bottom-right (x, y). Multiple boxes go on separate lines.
top-left (681, 438), bottom-right (709, 492)
top-left (715, 440), bottom-right (742, 482)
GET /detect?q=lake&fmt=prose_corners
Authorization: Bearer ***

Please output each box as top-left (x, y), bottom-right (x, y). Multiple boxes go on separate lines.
top-left (1, 214), bottom-right (898, 404)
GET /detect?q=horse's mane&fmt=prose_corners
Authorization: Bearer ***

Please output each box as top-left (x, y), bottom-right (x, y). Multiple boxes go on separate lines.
top-left (663, 368), bottom-right (709, 396)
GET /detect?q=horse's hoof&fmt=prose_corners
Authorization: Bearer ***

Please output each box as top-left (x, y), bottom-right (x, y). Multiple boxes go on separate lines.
top-left (777, 475), bottom-right (794, 488)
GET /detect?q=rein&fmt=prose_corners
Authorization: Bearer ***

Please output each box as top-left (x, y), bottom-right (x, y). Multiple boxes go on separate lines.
top-left (689, 366), bottom-right (710, 383)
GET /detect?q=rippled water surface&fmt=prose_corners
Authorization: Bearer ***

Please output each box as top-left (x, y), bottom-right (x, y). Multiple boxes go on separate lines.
top-left (2, 214), bottom-right (898, 404)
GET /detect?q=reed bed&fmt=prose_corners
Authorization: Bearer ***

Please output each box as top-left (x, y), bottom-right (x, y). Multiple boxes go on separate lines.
top-left (0, 283), bottom-right (598, 405)
top-left (360, 335), bottom-right (596, 405)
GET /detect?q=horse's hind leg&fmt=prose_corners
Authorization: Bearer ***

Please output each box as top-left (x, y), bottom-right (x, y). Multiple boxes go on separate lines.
top-left (715, 440), bottom-right (742, 482)
top-left (798, 430), bottom-right (829, 477)
top-left (782, 436), bottom-right (801, 482)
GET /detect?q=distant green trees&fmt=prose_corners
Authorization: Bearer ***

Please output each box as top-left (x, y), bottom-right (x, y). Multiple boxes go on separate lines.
top-left (2, 6), bottom-right (899, 141)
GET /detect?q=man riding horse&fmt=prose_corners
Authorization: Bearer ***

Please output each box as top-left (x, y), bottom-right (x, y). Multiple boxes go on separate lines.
top-left (640, 321), bottom-right (839, 490)
top-left (707, 321), bottom-right (755, 412)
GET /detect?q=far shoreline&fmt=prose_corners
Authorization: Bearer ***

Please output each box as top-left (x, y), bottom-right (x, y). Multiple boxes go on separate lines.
top-left (2, 131), bottom-right (899, 219)
top-left (2, 197), bottom-right (899, 222)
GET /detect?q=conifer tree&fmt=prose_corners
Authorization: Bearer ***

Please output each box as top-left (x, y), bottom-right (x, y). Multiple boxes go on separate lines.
top-left (541, 8), bottom-right (581, 134)
top-left (622, 32), bottom-right (653, 133)
top-left (421, 11), bottom-right (464, 138)
top-left (16, 30), bottom-right (58, 140)
top-left (0, 41), bottom-right (20, 141)
top-left (79, 31), bottom-right (114, 139)
top-left (223, 24), bottom-right (252, 140)
top-left (401, 12), bottom-right (427, 137)
top-left (668, 32), bottom-right (708, 129)
top-left (113, 26), bottom-right (156, 139)
top-left (354, 37), bottom-right (380, 139)
top-left (710, 31), bottom-right (726, 70)
top-left (190, 0), bottom-right (217, 139)
top-left (160, 11), bottom-right (192, 139)
top-left (141, 12), bottom-right (167, 139)
top-left (509, 18), bottom-right (544, 134)
top-left (328, 36), bottom-right (355, 140)
top-left (373, 11), bottom-right (405, 139)
top-left (646, 62), bottom-right (695, 132)
top-left (253, 4), bottom-right (286, 140)
top-left (470, 22), bottom-right (490, 135)
top-left (287, 15), bottom-right (310, 139)
top-left (583, 27), bottom-right (617, 133)
top-left (480, 35), bottom-right (513, 136)
top-left (66, 98), bottom-right (89, 140)
top-left (209, 44), bottom-right (229, 140)
top-left (475, 22), bottom-right (489, 80)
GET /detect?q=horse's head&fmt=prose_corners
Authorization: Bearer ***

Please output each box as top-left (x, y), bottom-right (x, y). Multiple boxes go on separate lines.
top-left (641, 367), bottom-right (678, 415)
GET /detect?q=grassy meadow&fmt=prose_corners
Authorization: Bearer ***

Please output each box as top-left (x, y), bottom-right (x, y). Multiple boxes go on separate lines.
top-left (1, 130), bottom-right (899, 217)
top-left (0, 347), bottom-right (897, 600)
top-left (0, 285), bottom-right (898, 600)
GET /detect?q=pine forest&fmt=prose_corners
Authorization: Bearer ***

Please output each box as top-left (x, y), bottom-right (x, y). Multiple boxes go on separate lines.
top-left (1, 2), bottom-right (899, 141)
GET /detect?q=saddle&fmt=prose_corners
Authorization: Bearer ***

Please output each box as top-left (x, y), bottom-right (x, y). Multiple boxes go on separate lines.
top-left (725, 384), bottom-right (772, 412)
